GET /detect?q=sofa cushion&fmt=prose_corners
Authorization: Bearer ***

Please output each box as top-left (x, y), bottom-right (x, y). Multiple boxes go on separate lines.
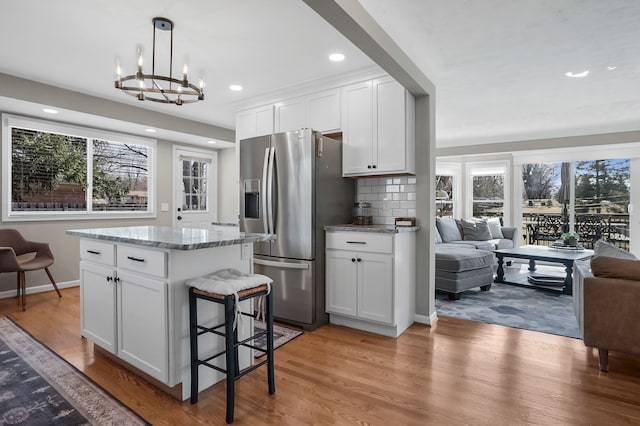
top-left (436, 217), bottom-right (462, 242)
top-left (435, 248), bottom-right (495, 272)
top-left (461, 218), bottom-right (492, 241)
top-left (437, 242), bottom-right (477, 250)
top-left (486, 217), bottom-right (504, 239)
top-left (448, 240), bottom-right (495, 250)
top-left (434, 226), bottom-right (443, 244)
top-left (591, 256), bottom-right (640, 280)
top-left (593, 240), bottom-right (636, 260)
top-left (491, 238), bottom-right (514, 250)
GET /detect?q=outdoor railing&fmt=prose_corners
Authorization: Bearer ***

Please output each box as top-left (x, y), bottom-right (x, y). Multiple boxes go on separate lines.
top-left (522, 213), bottom-right (629, 250)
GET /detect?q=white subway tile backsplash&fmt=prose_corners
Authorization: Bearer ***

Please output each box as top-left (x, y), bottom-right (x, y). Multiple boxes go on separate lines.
top-left (355, 176), bottom-right (418, 225)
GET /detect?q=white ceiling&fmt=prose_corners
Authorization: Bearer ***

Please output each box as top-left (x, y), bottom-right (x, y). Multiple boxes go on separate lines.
top-left (1, 0), bottom-right (639, 148)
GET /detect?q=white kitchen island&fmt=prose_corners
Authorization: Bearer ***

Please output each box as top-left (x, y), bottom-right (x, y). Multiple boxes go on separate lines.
top-left (66, 226), bottom-right (275, 400)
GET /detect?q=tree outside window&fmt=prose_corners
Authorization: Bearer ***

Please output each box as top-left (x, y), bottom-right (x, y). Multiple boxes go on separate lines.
top-left (472, 174), bottom-right (504, 218)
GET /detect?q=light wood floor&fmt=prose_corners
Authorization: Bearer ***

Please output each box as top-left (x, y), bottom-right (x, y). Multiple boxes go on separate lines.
top-left (2, 287), bottom-right (640, 425)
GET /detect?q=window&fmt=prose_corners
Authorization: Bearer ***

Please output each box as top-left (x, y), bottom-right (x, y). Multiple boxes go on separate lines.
top-left (466, 161), bottom-right (509, 221)
top-left (435, 162), bottom-right (461, 218)
top-left (180, 157), bottom-right (209, 211)
top-left (2, 114), bottom-right (156, 221)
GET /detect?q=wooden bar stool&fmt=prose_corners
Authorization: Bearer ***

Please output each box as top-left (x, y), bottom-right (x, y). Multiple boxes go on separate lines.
top-left (188, 277), bottom-right (275, 424)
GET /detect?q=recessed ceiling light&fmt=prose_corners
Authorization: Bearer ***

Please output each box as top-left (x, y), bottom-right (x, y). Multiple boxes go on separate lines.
top-left (229, 85), bottom-right (243, 91)
top-left (42, 108), bottom-right (59, 114)
top-left (329, 53), bottom-right (345, 62)
top-left (145, 128), bottom-right (156, 133)
top-left (207, 140), bottom-right (217, 144)
top-left (607, 66), bottom-right (617, 71)
top-left (565, 70), bottom-right (589, 78)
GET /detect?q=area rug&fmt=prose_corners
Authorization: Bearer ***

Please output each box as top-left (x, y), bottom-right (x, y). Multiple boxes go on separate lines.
top-left (0, 317), bottom-right (149, 425)
top-left (253, 322), bottom-right (302, 358)
top-left (435, 283), bottom-right (581, 339)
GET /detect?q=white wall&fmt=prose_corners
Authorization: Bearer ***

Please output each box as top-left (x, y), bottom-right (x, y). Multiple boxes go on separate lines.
top-left (217, 147), bottom-right (239, 223)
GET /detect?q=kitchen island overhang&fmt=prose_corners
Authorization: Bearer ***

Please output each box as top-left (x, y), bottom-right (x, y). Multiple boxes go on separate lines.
top-left (66, 226), bottom-right (275, 400)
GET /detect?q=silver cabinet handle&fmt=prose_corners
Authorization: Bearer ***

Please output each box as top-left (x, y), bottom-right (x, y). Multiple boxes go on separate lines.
top-left (254, 258), bottom-right (309, 270)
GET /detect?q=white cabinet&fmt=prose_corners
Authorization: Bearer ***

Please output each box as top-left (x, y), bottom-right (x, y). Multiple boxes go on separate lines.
top-left (274, 88), bottom-right (341, 134)
top-left (236, 105), bottom-right (274, 141)
top-left (325, 230), bottom-right (416, 337)
top-left (117, 270), bottom-right (168, 382)
top-left (275, 97), bottom-right (307, 133)
top-left (80, 261), bottom-right (116, 352)
top-left (79, 240), bottom-right (168, 383)
top-left (342, 76), bottom-right (415, 177)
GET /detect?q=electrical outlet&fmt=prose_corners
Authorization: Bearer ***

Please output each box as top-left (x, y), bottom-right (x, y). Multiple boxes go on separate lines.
top-left (241, 243), bottom-right (251, 260)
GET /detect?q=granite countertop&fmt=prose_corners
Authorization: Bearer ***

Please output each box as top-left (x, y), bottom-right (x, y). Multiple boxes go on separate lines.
top-left (67, 226), bottom-right (275, 250)
top-left (324, 224), bottom-right (419, 233)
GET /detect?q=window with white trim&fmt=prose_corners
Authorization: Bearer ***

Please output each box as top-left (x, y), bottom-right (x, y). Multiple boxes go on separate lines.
top-left (466, 161), bottom-right (509, 221)
top-left (2, 114), bottom-right (156, 221)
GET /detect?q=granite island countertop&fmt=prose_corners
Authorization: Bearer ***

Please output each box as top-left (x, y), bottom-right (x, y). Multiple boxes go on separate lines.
top-left (324, 224), bottom-right (419, 233)
top-left (67, 226), bottom-right (275, 250)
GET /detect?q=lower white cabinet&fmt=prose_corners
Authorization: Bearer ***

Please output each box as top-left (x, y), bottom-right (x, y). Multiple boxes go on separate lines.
top-left (325, 230), bottom-right (415, 337)
top-left (80, 261), bottom-right (117, 352)
top-left (79, 244), bottom-right (168, 383)
top-left (117, 270), bottom-right (168, 382)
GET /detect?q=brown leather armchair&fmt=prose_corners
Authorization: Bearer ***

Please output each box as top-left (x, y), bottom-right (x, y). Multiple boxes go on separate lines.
top-left (0, 229), bottom-right (62, 310)
top-left (583, 256), bottom-right (640, 371)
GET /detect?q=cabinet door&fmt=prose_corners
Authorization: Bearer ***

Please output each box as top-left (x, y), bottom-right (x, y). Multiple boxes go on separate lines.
top-left (80, 262), bottom-right (117, 353)
top-left (374, 76), bottom-right (406, 173)
top-left (357, 252), bottom-right (394, 324)
top-left (236, 105), bottom-right (274, 142)
top-left (308, 89), bottom-right (340, 133)
top-left (275, 97), bottom-right (307, 133)
top-left (326, 250), bottom-right (358, 317)
top-left (342, 81), bottom-right (373, 175)
top-left (117, 271), bottom-right (168, 382)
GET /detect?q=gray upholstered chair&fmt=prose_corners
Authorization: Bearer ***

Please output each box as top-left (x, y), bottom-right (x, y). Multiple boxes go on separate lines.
top-left (0, 229), bottom-right (61, 310)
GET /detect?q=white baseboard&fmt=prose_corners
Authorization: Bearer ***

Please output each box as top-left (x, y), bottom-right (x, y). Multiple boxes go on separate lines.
top-left (415, 311), bottom-right (438, 325)
top-left (0, 280), bottom-right (79, 299)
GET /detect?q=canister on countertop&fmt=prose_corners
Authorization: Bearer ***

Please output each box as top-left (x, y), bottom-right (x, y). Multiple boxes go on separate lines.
top-left (352, 201), bottom-right (372, 225)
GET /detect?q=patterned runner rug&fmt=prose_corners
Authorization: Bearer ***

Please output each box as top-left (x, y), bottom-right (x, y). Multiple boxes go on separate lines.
top-left (0, 317), bottom-right (148, 425)
top-left (253, 322), bottom-right (302, 358)
top-left (435, 283), bottom-right (581, 339)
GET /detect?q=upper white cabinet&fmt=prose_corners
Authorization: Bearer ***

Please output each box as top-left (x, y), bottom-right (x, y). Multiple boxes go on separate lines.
top-left (274, 88), bottom-right (341, 134)
top-left (236, 105), bottom-right (274, 142)
top-left (342, 76), bottom-right (415, 177)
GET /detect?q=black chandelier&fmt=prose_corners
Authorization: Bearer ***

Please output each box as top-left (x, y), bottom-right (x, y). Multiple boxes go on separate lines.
top-left (115, 17), bottom-right (204, 105)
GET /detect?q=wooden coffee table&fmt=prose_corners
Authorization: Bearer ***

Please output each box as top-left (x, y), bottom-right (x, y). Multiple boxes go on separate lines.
top-left (494, 245), bottom-right (594, 295)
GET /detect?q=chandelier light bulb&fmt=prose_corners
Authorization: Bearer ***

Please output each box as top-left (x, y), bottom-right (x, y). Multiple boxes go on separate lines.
top-left (199, 79), bottom-right (205, 89)
top-left (182, 64), bottom-right (188, 79)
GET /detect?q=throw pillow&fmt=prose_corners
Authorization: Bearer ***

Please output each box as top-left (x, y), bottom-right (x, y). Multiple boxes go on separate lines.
top-left (435, 217), bottom-right (462, 242)
top-left (591, 256), bottom-right (640, 280)
top-left (486, 217), bottom-right (504, 239)
top-left (593, 240), bottom-right (637, 260)
top-left (461, 218), bottom-right (492, 241)
top-left (434, 226), bottom-right (443, 244)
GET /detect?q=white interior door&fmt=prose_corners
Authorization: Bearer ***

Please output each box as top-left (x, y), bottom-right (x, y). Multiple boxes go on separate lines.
top-left (173, 147), bottom-right (217, 228)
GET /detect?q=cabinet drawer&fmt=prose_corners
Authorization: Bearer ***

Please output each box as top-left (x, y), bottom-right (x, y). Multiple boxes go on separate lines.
top-left (326, 232), bottom-right (393, 254)
top-left (80, 240), bottom-right (115, 266)
top-left (117, 245), bottom-right (167, 278)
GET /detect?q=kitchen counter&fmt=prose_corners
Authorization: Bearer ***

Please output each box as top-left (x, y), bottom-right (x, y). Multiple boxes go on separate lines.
top-left (67, 225), bottom-right (273, 401)
top-left (67, 225), bottom-right (274, 250)
top-left (325, 224), bottom-right (419, 233)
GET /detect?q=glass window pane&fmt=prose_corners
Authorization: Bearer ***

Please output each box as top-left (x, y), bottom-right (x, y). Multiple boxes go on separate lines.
top-left (11, 127), bottom-right (87, 212)
top-left (92, 140), bottom-right (148, 211)
top-left (180, 159), bottom-right (209, 212)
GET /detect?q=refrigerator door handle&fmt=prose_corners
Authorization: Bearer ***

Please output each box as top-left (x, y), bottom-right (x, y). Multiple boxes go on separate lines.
top-left (261, 147), bottom-right (270, 233)
top-left (266, 146), bottom-right (276, 234)
top-left (254, 258), bottom-right (310, 270)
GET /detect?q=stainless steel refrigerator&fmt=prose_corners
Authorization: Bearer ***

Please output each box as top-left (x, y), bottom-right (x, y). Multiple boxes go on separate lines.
top-left (239, 129), bottom-right (353, 330)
